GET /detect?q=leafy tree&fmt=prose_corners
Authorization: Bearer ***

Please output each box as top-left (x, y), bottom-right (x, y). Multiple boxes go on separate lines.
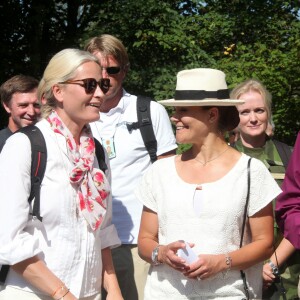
top-left (208, 0), bottom-right (300, 144)
top-left (82, 0), bottom-right (300, 144)
top-left (0, 0), bottom-right (299, 145)
top-left (0, 0), bottom-right (103, 127)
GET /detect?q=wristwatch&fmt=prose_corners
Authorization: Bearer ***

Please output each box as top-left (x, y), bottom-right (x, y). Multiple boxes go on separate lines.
top-left (268, 260), bottom-right (279, 276)
top-left (151, 245), bottom-right (162, 265)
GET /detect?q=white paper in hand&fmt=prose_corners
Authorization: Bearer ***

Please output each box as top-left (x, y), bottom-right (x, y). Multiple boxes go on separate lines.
top-left (177, 241), bottom-right (198, 264)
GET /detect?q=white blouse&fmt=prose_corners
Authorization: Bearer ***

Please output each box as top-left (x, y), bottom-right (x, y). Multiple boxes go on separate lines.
top-left (136, 154), bottom-right (281, 299)
top-left (0, 119), bottom-right (120, 298)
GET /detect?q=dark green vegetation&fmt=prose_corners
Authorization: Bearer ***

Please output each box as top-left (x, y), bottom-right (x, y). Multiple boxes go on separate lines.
top-left (1, 0), bottom-right (299, 145)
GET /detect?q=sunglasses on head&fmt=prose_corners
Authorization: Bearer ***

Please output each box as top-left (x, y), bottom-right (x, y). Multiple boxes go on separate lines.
top-left (59, 78), bottom-right (110, 94)
top-left (101, 66), bottom-right (121, 75)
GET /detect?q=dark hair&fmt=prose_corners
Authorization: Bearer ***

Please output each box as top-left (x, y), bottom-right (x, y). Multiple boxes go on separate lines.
top-left (203, 106), bottom-right (240, 132)
top-left (0, 75), bottom-right (39, 107)
top-left (218, 106), bottom-right (240, 132)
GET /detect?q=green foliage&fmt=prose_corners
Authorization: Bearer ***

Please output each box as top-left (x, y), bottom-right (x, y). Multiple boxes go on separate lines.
top-left (0, 0), bottom-right (299, 145)
top-left (177, 143), bottom-right (192, 154)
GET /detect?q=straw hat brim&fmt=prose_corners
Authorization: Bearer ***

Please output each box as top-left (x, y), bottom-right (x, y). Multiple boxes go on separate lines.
top-left (158, 98), bottom-right (244, 106)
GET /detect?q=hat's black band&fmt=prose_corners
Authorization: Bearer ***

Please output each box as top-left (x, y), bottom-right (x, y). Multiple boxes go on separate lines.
top-left (174, 89), bottom-right (229, 100)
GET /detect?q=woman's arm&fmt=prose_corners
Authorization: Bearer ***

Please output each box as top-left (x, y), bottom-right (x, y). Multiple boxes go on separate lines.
top-left (0, 134), bottom-right (75, 299)
top-left (138, 206), bottom-right (188, 270)
top-left (101, 247), bottom-right (123, 300)
top-left (185, 202), bottom-right (274, 280)
top-left (12, 256), bottom-right (77, 299)
top-left (263, 237), bottom-right (296, 283)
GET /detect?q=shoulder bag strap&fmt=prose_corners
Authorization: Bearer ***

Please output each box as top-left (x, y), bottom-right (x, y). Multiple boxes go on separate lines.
top-left (240, 157), bottom-right (252, 300)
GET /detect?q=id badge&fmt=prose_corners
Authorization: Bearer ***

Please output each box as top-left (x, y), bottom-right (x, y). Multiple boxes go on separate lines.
top-left (102, 138), bottom-right (116, 159)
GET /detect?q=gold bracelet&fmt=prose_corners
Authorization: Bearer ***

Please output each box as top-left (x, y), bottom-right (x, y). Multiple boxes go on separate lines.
top-left (52, 284), bottom-right (69, 300)
top-left (52, 284), bottom-right (64, 297)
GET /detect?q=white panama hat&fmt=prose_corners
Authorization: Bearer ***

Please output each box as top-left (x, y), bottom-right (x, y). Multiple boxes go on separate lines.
top-left (159, 68), bottom-right (244, 106)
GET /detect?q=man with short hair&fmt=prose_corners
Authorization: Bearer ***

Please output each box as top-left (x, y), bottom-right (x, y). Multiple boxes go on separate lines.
top-left (85, 34), bottom-right (177, 300)
top-left (0, 75), bottom-right (41, 152)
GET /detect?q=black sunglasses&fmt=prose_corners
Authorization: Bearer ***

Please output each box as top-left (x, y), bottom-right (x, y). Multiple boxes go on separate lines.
top-left (101, 66), bottom-right (121, 75)
top-left (59, 78), bottom-right (110, 94)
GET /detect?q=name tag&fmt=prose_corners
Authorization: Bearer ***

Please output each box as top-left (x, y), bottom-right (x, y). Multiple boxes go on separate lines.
top-left (102, 138), bottom-right (116, 159)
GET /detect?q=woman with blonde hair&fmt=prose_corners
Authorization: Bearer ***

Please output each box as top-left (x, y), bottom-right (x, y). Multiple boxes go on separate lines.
top-left (0, 49), bottom-right (122, 300)
top-left (231, 78), bottom-right (299, 299)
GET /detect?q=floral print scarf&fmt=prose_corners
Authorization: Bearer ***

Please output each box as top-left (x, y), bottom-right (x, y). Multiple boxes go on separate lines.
top-left (47, 111), bottom-right (109, 231)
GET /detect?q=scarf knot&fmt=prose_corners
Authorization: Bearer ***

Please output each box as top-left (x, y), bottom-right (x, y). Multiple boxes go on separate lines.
top-left (47, 111), bottom-right (109, 231)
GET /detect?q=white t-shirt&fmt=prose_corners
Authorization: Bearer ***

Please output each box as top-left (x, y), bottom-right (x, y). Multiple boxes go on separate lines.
top-left (90, 91), bottom-right (177, 244)
top-left (135, 154), bottom-right (282, 299)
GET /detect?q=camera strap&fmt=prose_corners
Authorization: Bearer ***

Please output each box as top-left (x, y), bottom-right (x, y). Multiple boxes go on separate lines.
top-left (273, 246), bottom-right (287, 300)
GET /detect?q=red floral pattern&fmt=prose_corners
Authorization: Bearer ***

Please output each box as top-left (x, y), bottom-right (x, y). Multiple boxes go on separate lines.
top-left (47, 111), bottom-right (109, 231)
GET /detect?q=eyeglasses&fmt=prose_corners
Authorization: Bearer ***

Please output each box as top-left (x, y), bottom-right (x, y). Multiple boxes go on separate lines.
top-left (59, 78), bottom-right (110, 94)
top-left (101, 66), bottom-right (121, 75)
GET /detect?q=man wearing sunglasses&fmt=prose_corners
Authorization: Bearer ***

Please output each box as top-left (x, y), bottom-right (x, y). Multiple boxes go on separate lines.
top-left (85, 34), bottom-right (177, 300)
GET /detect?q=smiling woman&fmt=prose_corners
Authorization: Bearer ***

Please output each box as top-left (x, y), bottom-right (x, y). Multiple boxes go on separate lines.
top-left (0, 49), bottom-right (123, 300)
top-left (136, 69), bottom-right (280, 300)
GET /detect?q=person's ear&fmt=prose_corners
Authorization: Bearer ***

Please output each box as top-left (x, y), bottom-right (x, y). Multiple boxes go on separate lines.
top-left (52, 84), bottom-right (64, 103)
top-left (121, 63), bottom-right (130, 80)
top-left (2, 101), bottom-right (11, 114)
top-left (208, 107), bottom-right (218, 123)
top-left (41, 93), bottom-right (47, 105)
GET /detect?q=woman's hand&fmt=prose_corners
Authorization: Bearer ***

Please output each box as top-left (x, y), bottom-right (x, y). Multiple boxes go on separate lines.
top-left (159, 241), bottom-right (194, 271)
top-left (262, 262), bottom-right (276, 289)
top-left (183, 254), bottom-right (225, 280)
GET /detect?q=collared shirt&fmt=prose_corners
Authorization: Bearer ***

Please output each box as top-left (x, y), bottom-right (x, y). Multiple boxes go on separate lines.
top-left (0, 119), bottom-right (120, 298)
top-left (90, 91), bottom-right (177, 244)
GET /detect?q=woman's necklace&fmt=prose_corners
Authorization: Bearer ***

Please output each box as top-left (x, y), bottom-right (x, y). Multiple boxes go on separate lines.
top-left (194, 146), bottom-right (229, 166)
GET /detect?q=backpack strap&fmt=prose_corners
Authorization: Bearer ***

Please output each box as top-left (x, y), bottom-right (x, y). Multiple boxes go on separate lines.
top-left (0, 265), bottom-right (9, 285)
top-left (272, 139), bottom-right (292, 169)
top-left (125, 96), bottom-right (158, 162)
top-left (94, 138), bottom-right (108, 173)
top-left (134, 96), bottom-right (158, 163)
top-left (18, 125), bottom-right (47, 222)
top-left (0, 125), bottom-right (47, 285)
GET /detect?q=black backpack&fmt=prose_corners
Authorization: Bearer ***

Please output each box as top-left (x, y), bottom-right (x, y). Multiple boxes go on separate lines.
top-left (0, 125), bottom-right (107, 285)
top-left (126, 96), bottom-right (158, 163)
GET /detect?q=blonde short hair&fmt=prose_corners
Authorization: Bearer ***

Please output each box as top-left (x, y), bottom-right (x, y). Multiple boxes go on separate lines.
top-left (38, 48), bottom-right (99, 118)
top-left (230, 79), bottom-right (272, 122)
top-left (84, 34), bottom-right (129, 70)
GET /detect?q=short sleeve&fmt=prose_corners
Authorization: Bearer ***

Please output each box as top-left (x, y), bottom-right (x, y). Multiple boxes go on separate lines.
top-left (150, 101), bottom-right (177, 156)
top-left (248, 158), bottom-right (282, 216)
top-left (135, 165), bottom-right (158, 213)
